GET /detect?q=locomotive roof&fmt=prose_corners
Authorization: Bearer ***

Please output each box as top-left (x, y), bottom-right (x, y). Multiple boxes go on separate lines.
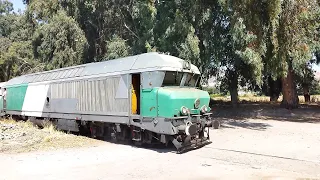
top-left (0, 82), bottom-right (6, 87)
top-left (5, 52), bottom-right (200, 86)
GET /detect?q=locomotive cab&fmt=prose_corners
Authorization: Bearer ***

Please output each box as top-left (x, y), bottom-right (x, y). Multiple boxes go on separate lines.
top-left (139, 69), bottom-right (211, 117)
top-left (137, 66), bottom-right (213, 152)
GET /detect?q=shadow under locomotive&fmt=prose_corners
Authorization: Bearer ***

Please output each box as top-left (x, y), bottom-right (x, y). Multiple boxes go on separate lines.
top-left (72, 124), bottom-right (213, 154)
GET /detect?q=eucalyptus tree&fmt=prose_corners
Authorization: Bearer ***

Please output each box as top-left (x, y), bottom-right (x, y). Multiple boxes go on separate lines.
top-left (104, 35), bottom-right (131, 60)
top-left (0, 0), bottom-right (14, 81)
top-left (193, 0), bottom-right (264, 106)
top-left (0, 0), bottom-right (37, 81)
top-left (219, 0), bottom-right (320, 109)
top-left (153, 0), bottom-right (262, 106)
top-left (22, 0), bottom-right (88, 70)
top-left (32, 10), bottom-right (88, 70)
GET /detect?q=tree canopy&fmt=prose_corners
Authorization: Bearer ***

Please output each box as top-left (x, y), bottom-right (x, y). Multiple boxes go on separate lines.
top-left (0, 0), bottom-right (319, 108)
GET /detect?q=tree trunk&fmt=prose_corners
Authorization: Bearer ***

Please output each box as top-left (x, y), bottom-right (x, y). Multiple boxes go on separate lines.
top-left (302, 83), bottom-right (310, 103)
top-left (5, 63), bottom-right (12, 81)
top-left (281, 70), bottom-right (299, 109)
top-left (268, 76), bottom-right (282, 102)
top-left (229, 71), bottom-right (239, 108)
top-left (230, 86), bottom-right (238, 108)
top-left (269, 76), bottom-right (281, 102)
top-left (270, 94), bottom-right (279, 102)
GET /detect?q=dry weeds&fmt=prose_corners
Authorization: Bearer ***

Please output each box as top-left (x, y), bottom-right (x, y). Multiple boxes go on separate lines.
top-left (0, 119), bottom-right (102, 154)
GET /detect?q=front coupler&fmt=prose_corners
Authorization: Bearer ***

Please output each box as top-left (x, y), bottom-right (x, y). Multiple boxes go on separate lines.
top-left (171, 126), bottom-right (211, 154)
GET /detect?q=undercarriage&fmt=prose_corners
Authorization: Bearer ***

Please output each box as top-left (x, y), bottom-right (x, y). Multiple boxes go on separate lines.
top-left (12, 115), bottom-right (216, 153)
top-left (86, 117), bottom-right (214, 153)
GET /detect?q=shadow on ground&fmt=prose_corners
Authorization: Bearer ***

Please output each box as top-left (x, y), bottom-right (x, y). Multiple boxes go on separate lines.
top-left (220, 119), bottom-right (272, 131)
top-left (132, 143), bottom-right (177, 154)
top-left (210, 102), bottom-right (320, 124)
top-left (91, 138), bottom-right (177, 154)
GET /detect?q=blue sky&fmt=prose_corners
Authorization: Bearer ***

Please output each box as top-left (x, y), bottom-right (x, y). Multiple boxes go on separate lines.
top-left (11, 0), bottom-right (25, 13)
top-left (313, 64), bottom-right (320, 72)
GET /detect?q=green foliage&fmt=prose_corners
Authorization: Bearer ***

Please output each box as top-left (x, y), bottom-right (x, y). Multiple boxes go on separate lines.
top-left (33, 10), bottom-right (87, 70)
top-left (203, 86), bottom-right (220, 95)
top-left (218, 0), bottom-right (320, 107)
top-left (154, 2), bottom-right (193, 57)
top-left (131, 0), bottom-right (157, 53)
top-left (178, 26), bottom-right (200, 66)
top-left (9, 12), bottom-right (37, 41)
top-left (0, 0), bottom-right (35, 81)
top-left (0, 1), bottom-right (16, 38)
top-left (310, 81), bottom-right (320, 95)
top-left (0, 0), bottom-right (319, 110)
top-left (105, 35), bottom-right (130, 60)
top-left (0, 0), bottom-right (13, 14)
top-left (2, 41), bottom-right (38, 75)
top-left (28, 0), bottom-right (60, 21)
top-left (219, 0), bottom-right (320, 78)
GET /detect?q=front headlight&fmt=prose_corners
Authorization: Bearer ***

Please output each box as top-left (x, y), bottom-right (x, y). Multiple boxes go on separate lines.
top-left (201, 105), bottom-right (208, 114)
top-left (180, 106), bottom-right (189, 116)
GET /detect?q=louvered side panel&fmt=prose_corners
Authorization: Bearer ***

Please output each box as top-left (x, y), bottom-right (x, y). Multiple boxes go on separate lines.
top-left (50, 76), bottom-right (129, 114)
top-left (90, 77), bottom-right (129, 113)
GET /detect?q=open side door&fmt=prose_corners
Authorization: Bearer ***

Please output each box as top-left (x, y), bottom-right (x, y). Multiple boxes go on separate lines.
top-left (131, 73), bottom-right (141, 115)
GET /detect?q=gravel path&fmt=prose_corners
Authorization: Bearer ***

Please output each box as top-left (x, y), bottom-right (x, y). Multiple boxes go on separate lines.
top-left (1, 119), bottom-right (320, 180)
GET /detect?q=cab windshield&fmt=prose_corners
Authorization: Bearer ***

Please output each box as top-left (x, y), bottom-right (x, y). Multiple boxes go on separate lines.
top-left (162, 71), bottom-right (183, 86)
top-left (162, 71), bottom-right (199, 87)
top-left (183, 73), bottom-right (199, 87)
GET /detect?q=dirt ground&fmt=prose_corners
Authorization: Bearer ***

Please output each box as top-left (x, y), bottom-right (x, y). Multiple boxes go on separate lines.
top-left (211, 103), bottom-right (320, 121)
top-left (1, 117), bottom-right (320, 180)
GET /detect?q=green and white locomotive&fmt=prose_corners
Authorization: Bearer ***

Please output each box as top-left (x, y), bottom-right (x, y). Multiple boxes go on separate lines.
top-left (0, 52), bottom-right (214, 152)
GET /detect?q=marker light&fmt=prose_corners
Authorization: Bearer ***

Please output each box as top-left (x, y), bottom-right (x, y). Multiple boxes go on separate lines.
top-left (201, 105), bottom-right (208, 114)
top-left (180, 106), bottom-right (189, 116)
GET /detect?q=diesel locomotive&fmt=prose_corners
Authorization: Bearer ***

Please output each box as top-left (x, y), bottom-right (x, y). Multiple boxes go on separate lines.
top-left (0, 52), bottom-right (215, 152)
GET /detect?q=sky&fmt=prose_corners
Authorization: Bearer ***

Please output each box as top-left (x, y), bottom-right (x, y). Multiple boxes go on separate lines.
top-left (11, 0), bottom-right (25, 13)
top-left (8, 0), bottom-right (320, 80)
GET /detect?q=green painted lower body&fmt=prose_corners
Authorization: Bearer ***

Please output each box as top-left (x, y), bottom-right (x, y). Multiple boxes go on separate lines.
top-left (140, 87), bottom-right (211, 118)
top-left (140, 88), bottom-right (158, 117)
top-left (6, 84), bottom-right (28, 111)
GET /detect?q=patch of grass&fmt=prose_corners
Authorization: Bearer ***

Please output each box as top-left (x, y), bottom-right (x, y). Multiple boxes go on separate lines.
top-left (210, 94), bottom-right (224, 98)
top-left (2, 118), bottom-right (17, 125)
top-left (0, 118), bottom-right (102, 154)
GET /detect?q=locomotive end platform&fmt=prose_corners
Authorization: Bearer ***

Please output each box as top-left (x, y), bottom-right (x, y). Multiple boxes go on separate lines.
top-left (173, 137), bottom-right (212, 154)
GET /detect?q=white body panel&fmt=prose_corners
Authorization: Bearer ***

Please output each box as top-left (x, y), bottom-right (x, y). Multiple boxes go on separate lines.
top-left (22, 84), bottom-right (49, 117)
